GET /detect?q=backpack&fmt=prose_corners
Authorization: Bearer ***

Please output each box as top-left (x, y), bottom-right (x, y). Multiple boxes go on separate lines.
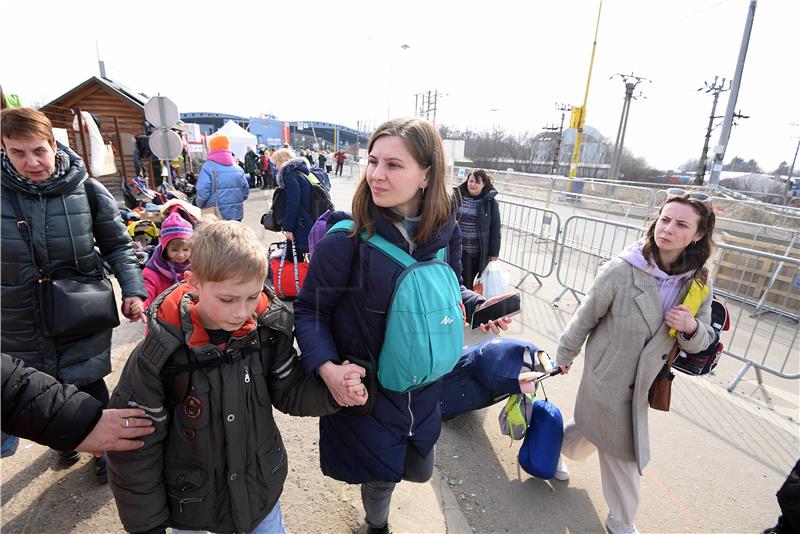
top-left (309, 166), bottom-right (332, 191)
top-left (327, 219), bottom-right (464, 393)
top-left (305, 174), bottom-right (334, 220)
top-left (673, 297), bottom-right (730, 376)
top-left (260, 174), bottom-right (333, 232)
top-left (517, 398), bottom-right (564, 479)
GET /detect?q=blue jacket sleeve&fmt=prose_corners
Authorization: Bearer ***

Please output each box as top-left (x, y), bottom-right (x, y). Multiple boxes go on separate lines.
top-left (282, 173), bottom-right (301, 232)
top-left (293, 232), bottom-right (355, 374)
top-left (195, 163), bottom-right (212, 208)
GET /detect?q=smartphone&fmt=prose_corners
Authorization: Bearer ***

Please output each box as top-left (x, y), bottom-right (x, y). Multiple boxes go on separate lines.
top-left (470, 293), bottom-right (521, 330)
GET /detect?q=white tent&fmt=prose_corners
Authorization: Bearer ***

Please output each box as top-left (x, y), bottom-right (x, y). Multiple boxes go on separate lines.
top-left (207, 120), bottom-right (257, 161)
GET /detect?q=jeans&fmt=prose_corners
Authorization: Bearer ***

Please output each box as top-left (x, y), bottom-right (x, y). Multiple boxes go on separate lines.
top-left (362, 446), bottom-right (435, 529)
top-left (171, 500), bottom-right (286, 534)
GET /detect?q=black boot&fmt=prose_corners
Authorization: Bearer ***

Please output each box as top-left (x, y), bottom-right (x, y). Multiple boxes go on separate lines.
top-left (57, 449), bottom-right (80, 466)
top-left (94, 452), bottom-right (108, 483)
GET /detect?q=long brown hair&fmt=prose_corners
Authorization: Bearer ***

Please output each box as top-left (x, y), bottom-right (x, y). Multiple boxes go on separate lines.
top-left (351, 118), bottom-right (452, 244)
top-left (642, 196), bottom-right (716, 283)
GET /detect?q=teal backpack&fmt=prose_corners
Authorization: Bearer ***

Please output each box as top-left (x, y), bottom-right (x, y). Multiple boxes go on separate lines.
top-left (327, 219), bottom-right (464, 393)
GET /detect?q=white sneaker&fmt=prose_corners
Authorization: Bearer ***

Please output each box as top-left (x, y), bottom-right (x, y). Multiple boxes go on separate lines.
top-left (605, 513), bottom-right (639, 534)
top-left (553, 457), bottom-right (570, 481)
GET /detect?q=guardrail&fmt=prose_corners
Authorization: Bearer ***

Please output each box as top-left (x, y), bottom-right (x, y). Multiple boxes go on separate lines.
top-left (496, 200), bottom-right (560, 286)
top-left (711, 243), bottom-right (800, 391)
top-left (552, 215), bottom-right (644, 307)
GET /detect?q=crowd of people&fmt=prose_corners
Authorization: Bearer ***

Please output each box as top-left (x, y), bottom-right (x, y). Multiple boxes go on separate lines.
top-left (3, 107), bottom-right (792, 534)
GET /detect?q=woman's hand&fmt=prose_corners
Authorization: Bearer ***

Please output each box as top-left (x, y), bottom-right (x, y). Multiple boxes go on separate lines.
top-left (122, 296), bottom-right (145, 322)
top-left (76, 408), bottom-right (155, 455)
top-left (318, 360), bottom-right (369, 407)
top-left (665, 304), bottom-right (698, 336)
top-left (282, 230), bottom-right (294, 242)
top-left (475, 294), bottom-right (514, 335)
top-left (558, 364), bottom-right (572, 375)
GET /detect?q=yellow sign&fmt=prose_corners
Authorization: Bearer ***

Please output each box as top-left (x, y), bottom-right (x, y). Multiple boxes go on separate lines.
top-left (569, 106), bottom-right (585, 129)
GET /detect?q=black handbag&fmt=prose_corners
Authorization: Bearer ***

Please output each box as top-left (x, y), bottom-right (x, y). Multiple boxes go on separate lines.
top-left (11, 192), bottom-right (120, 338)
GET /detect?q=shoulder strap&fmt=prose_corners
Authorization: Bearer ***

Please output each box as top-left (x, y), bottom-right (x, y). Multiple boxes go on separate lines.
top-left (84, 178), bottom-right (99, 221)
top-left (211, 162), bottom-right (219, 194)
top-left (360, 231), bottom-right (416, 268)
top-left (8, 191), bottom-right (46, 274)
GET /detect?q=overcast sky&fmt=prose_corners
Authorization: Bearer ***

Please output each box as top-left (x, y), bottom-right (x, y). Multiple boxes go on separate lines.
top-left (3, 0), bottom-right (798, 171)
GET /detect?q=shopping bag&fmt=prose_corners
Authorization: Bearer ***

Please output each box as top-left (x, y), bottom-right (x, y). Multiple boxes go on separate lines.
top-left (482, 261), bottom-right (509, 299)
top-left (472, 274), bottom-right (484, 295)
top-left (269, 240), bottom-right (308, 300)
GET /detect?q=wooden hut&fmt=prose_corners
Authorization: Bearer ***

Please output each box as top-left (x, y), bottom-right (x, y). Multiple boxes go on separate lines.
top-left (39, 76), bottom-right (150, 192)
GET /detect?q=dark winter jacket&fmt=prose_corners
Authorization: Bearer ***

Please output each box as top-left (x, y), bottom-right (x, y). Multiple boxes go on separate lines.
top-left (108, 282), bottom-right (339, 534)
top-left (244, 149), bottom-right (259, 174)
top-left (1, 144), bottom-right (146, 386)
top-left (277, 158), bottom-right (314, 252)
top-left (1, 353), bottom-right (103, 450)
top-left (294, 208), bottom-right (484, 484)
top-left (454, 181), bottom-right (502, 274)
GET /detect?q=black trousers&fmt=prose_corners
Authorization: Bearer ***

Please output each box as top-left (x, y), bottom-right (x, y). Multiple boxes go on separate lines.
top-left (335, 162), bottom-right (344, 176)
top-left (461, 251), bottom-right (482, 290)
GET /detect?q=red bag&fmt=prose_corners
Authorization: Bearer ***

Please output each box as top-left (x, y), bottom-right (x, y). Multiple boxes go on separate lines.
top-left (269, 240), bottom-right (308, 300)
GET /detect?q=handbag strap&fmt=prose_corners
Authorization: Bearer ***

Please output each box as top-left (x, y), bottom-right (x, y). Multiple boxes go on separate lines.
top-left (211, 162), bottom-right (219, 198)
top-left (275, 240), bottom-right (301, 297)
top-left (665, 343), bottom-right (680, 370)
top-left (8, 191), bottom-right (47, 278)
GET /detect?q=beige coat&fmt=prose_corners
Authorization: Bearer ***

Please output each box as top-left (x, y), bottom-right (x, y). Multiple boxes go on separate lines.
top-left (556, 258), bottom-right (714, 474)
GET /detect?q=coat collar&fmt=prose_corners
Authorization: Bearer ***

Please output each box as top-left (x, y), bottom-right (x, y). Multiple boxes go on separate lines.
top-left (630, 265), bottom-right (693, 338)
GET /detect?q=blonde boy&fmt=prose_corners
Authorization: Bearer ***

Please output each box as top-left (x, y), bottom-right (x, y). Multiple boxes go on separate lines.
top-left (108, 221), bottom-right (364, 533)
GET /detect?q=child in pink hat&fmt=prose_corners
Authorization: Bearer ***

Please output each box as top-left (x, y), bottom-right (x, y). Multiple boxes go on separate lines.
top-left (143, 213), bottom-right (193, 307)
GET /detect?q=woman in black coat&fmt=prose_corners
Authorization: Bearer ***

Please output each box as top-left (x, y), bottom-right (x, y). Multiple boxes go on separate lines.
top-left (1, 107), bottom-right (147, 478)
top-left (453, 169), bottom-right (502, 290)
top-left (1, 354), bottom-right (153, 454)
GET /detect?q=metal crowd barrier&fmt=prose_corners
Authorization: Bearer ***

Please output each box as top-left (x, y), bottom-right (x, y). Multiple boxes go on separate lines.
top-left (496, 200), bottom-right (560, 286)
top-left (552, 215), bottom-right (644, 306)
top-left (710, 243), bottom-right (800, 391)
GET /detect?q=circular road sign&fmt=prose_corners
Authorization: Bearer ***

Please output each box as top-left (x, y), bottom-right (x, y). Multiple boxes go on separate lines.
top-left (149, 129), bottom-right (183, 161)
top-left (144, 96), bottom-right (179, 129)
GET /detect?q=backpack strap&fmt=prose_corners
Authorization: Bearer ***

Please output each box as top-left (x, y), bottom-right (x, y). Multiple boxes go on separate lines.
top-left (327, 219), bottom-right (447, 268)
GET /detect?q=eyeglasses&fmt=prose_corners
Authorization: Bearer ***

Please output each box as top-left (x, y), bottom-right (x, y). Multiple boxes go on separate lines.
top-left (665, 188), bottom-right (712, 206)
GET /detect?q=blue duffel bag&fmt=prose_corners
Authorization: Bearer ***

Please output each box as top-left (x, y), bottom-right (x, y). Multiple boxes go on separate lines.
top-left (518, 398), bottom-right (564, 479)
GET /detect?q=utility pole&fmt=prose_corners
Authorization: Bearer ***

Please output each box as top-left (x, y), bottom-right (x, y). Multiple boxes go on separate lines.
top-left (608, 72), bottom-right (649, 180)
top-left (709, 0), bottom-right (757, 188)
top-left (695, 76), bottom-right (729, 185)
top-left (415, 90), bottom-right (444, 124)
top-left (785, 136), bottom-right (800, 196)
top-left (568, 0), bottom-right (603, 183)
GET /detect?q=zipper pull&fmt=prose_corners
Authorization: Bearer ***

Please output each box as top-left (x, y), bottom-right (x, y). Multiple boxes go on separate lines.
top-left (244, 366), bottom-right (251, 384)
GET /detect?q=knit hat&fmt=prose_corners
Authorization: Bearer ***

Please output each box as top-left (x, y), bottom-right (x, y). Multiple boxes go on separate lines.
top-left (208, 135), bottom-right (230, 152)
top-left (160, 212), bottom-right (193, 249)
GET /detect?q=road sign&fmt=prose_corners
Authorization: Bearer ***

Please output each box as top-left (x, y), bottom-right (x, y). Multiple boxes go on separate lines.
top-left (144, 96), bottom-right (179, 129)
top-left (149, 129), bottom-right (183, 160)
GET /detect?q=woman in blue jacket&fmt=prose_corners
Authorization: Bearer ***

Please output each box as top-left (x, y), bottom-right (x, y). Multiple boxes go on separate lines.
top-left (195, 135), bottom-right (249, 221)
top-left (272, 148), bottom-right (313, 255)
top-left (294, 118), bottom-right (511, 534)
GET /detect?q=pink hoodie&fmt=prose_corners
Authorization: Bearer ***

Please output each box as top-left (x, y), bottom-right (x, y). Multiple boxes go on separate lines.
top-left (206, 149), bottom-right (234, 166)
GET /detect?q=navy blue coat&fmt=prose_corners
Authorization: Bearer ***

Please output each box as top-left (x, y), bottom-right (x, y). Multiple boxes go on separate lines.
top-left (278, 158), bottom-right (313, 252)
top-left (294, 208), bottom-right (484, 483)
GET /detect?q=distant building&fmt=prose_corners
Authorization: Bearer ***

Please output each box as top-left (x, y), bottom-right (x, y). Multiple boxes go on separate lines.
top-left (528, 125), bottom-right (611, 178)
